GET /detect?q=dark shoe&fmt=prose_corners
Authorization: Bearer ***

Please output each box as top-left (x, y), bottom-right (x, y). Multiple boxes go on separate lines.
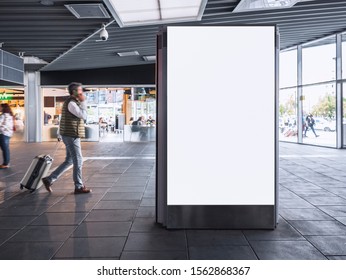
top-left (74, 186), bottom-right (92, 194)
top-left (42, 177), bottom-right (52, 193)
top-left (316, 135), bottom-right (320, 137)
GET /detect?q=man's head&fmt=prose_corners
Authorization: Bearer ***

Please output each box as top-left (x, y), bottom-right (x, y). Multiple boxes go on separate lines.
top-left (68, 82), bottom-right (83, 98)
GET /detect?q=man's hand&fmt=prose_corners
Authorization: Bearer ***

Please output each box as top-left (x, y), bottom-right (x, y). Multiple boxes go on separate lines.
top-left (77, 93), bottom-right (86, 102)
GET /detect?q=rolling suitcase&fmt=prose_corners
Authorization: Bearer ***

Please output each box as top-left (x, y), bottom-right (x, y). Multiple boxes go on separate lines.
top-left (20, 155), bottom-right (53, 192)
top-left (20, 142), bottom-right (60, 192)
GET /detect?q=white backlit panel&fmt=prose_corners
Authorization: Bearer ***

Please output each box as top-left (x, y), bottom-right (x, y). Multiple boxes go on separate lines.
top-left (166, 26), bottom-right (276, 205)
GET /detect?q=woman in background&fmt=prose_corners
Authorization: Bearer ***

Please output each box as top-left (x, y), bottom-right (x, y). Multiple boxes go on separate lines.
top-left (0, 104), bottom-right (14, 169)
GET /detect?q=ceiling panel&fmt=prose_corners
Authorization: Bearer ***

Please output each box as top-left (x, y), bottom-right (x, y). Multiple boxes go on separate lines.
top-left (0, 0), bottom-right (113, 62)
top-left (1, 0), bottom-right (346, 71)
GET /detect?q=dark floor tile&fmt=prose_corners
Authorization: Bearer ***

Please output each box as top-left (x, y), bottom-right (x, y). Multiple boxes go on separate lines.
top-left (335, 217), bottom-right (346, 226)
top-left (120, 251), bottom-right (187, 260)
top-left (0, 216), bottom-right (37, 229)
top-left (0, 229), bottom-right (18, 244)
top-left (279, 198), bottom-right (314, 208)
top-left (279, 208), bottom-right (333, 221)
top-left (85, 209), bottom-right (136, 222)
top-left (187, 230), bottom-right (248, 246)
top-left (305, 236), bottom-right (346, 255)
top-left (0, 205), bottom-right (49, 216)
top-left (61, 193), bottom-right (104, 203)
top-left (9, 225), bottom-right (75, 242)
top-left (302, 196), bottom-right (346, 206)
top-left (140, 198), bottom-right (155, 207)
top-left (94, 200), bottom-right (140, 210)
top-left (294, 190), bottom-right (338, 197)
top-left (30, 212), bottom-right (87, 226)
top-left (289, 220), bottom-right (346, 236)
top-left (15, 196), bottom-right (64, 206)
top-left (0, 241), bottom-right (62, 260)
top-left (244, 219), bottom-right (304, 241)
top-left (131, 218), bottom-right (166, 233)
top-left (102, 192), bottom-right (143, 201)
top-left (319, 206), bottom-right (346, 217)
top-left (47, 202), bottom-right (96, 212)
top-left (136, 206), bottom-right (155, 218)
top-left (250, 241), bottom-right (326, 260)
top-left (108, 187), bottom-right (146, 193)
top-left (189, 246), bottom-right (257, 260)
top-left (327, 255), bottom-right (346, 260)
top-left (54, 237), bottom-right (126, 259)
top-left (124, 232), bottom-right (186, 251)
top-left (87, 177), bottom-right (120, 183)
top-left (73, 221), bottom-right (131, 237)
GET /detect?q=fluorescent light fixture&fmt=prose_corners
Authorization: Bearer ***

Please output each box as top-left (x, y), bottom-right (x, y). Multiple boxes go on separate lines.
top-left (116, 51), bottom-right (140, 57)
top-left (233, 0), bottom-right (301, 13)
top-left (103, 0), bottom-right (208, 27)
top-left (142, 55), bottom-right (156, 61)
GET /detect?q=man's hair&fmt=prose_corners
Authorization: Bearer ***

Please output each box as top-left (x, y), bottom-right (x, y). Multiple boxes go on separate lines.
top-left (67, 82), bottom-right (82, 95)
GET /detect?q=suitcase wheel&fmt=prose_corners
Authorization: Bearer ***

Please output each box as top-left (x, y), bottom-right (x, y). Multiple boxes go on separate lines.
top-left (30, 188), bottom-right (36, 193)
top-left (20, 184), bottom-right (24, 190)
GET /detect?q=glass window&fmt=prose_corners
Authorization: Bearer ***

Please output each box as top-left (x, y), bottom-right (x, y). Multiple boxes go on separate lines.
top-left (302, 36), bottom-right (336, 85)
top-left (302, 82), bottom-right (336, 147)
top-left (279, 88), bottom-right (298, 143)
top-left (341, 33), bottom-right (346, 79)
top-left (280, 48), bottom-right (297, 88)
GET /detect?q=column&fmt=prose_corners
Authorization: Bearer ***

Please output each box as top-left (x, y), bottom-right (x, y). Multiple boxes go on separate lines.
top-left (24, 71), bottom-right (42, 142)
top-left (297, 45), bottom-right (303, 143)
top-left (336, 34), bottom-right (343, 148)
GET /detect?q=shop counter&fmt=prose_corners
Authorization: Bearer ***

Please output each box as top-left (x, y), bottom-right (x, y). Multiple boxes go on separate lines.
top-left (42, 124), bottom-right (99, 142)
top-left (123, 125), bottom-right (156, 142)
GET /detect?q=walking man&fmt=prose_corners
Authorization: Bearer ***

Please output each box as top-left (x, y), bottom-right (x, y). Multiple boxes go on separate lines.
top-left (304, 114), bottom-right (319, 138)
top-left (42, 82), bottom-right (91, 194)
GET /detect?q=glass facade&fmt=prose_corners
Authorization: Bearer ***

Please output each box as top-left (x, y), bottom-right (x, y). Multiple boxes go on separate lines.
top-left (279, 33), bottom-right (346, 148)
top-left (41, 87), bottom-right (156, 143)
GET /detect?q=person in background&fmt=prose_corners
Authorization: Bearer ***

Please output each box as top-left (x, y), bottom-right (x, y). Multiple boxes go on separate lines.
top-left (138, 116), bottom-right (145, 126)
top-left (44, 111), bottom-right (52, 125)
top-left (146, 115), bottom-right (155, 126)
top-left (304, 114), bottom-right (319, 138)
top-left (0, 104), bottom-right (14, 169)
top-left (52, 115), bottom-right (60, 125)
top-left (128, 117), bottom-right (134, 125)
top-left (42, 82), bottom-right (91, 194)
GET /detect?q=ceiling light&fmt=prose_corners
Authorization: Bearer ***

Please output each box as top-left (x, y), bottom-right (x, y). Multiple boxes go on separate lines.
top-left (143, 55), bottom-right (156, 62)
top-left (40, 0), bottom-right (54, 6)
top-left (233, 0), bottom-right (301, 13)
top-left (103, 0), bottom-right (208, 27)
top-left (116, 51), bottom-right (140, 57)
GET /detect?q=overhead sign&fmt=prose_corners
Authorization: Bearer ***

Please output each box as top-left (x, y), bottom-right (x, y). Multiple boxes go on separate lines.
top-left (0, 92), bottom-right (13, 100)
top-left (0, 50), bottom-right (24, 85)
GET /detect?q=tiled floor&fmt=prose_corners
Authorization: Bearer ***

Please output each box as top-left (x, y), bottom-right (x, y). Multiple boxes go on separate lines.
top-left (1, 141), bottom-right (346, 260)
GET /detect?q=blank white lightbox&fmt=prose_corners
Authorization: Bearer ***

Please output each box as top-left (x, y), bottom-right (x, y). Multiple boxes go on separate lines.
top-left (166, 26), bottom-right (276, 205)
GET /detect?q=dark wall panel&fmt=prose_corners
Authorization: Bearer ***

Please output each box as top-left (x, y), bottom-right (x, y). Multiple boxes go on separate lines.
top-left (40, 64), bottom-right (155, 86)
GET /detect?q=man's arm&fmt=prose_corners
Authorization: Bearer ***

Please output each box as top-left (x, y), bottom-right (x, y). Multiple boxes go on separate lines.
top-left (68, 101), bottom-right (87, 120)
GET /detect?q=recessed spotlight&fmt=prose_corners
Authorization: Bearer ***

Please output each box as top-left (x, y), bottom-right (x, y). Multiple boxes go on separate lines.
top-left (116, 51), bottom-right (140, 57)
top-left (142, 55), bottom-right (156, 62)
top-left (40, 0), bottom-right (54, 6)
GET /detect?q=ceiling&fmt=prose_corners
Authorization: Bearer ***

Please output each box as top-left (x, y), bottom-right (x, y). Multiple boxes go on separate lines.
top-left (0, 0), bottom-right (112, 62)
top-left (2, 0), bottom-right (346, 71)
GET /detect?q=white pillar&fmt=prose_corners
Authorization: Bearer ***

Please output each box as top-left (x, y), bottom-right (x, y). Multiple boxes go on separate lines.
top-left (24, 71), bottom-right (42, 142)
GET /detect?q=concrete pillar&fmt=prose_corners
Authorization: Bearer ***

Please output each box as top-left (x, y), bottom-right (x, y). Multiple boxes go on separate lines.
top-left (336, 34), bottom-right (343, 149)
top-left (297, 45), bottom-right (303, 144)
top-left (24, 71), bottom-right (42, 142)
